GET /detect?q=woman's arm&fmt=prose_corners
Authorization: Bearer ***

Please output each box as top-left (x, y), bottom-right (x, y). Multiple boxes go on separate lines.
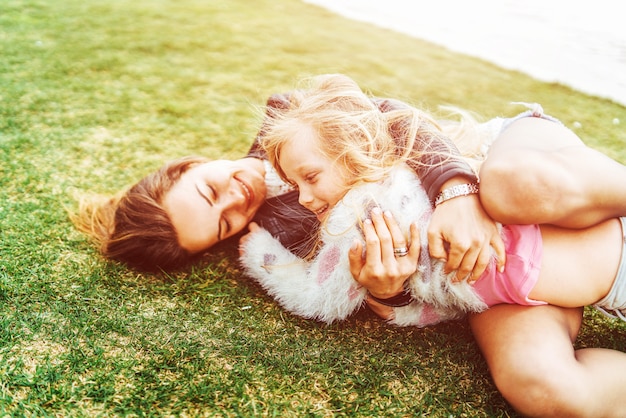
top-left (376, 98), bottom-right (505, 280)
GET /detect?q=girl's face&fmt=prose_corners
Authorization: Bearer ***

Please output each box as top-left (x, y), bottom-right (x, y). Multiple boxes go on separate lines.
top-left (163, 158), bottom-right (267, 253)
top-left (278, 124), bottom-right (350, 221)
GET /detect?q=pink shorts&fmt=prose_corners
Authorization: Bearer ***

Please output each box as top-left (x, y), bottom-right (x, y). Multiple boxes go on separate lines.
top-left (473, 224), bottom-right (546, 307)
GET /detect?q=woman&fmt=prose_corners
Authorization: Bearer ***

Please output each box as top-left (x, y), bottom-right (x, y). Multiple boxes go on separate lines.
top-left (74, 94), bottom-right (503, 278)
top-left (74, 87), bottom-right (626, 416)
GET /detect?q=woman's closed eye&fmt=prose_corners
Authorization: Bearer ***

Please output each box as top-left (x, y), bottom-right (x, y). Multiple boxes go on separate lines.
top-left (210, 187), bottom-right (233, 238)
top-left (208, 185), bottom-right (218, 204)
top-left (200, 183), bottom-right (230, 239)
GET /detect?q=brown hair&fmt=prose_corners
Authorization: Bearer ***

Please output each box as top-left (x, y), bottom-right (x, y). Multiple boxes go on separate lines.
top-left (71, 156), bottom-right (209, 272)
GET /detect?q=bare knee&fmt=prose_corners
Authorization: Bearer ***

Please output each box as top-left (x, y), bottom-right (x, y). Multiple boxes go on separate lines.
top-left (479, 153), bottom-right (571, 225)
top-left (479, 157), bottom-right (546, 224)
top-left (491, 357), bottom-right (585, 417)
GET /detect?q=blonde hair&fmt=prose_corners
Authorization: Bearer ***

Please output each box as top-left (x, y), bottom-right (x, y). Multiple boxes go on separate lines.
top-left (260, 74), bottom-right (468, 189)
top-left (70, 156), bottom-right (209, 272)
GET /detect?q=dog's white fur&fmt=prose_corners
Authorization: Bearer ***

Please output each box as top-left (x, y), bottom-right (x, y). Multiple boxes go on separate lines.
top-left (240, 165), bottom-right (488, 326)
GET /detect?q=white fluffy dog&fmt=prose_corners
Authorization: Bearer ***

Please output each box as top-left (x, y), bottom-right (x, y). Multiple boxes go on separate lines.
top-left (240, 165), bottom-right (488, 326)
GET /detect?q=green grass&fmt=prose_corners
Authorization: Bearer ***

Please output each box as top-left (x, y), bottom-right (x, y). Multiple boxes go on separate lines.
top-left (1, 0), bottom-right (625, 416)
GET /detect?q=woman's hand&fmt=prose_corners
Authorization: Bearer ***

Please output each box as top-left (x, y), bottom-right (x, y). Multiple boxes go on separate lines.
top-left (428, 192), bottom-right (505, 282)
top-left (364, 295), bottom-right (395, 320)
top-left (348, 208), bottom-right (420, 299)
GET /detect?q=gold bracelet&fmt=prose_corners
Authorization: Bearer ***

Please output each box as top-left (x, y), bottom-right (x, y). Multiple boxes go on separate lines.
top-left (434, 183), bottom-right (479, 207)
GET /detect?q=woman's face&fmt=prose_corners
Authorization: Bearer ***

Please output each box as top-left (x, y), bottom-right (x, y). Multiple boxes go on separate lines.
top-left (163, 158), bottom-right (267, 253)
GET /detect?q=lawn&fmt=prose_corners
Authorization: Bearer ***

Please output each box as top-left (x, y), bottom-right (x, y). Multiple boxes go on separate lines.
top-left (1, 0), bottom-right (625, 416)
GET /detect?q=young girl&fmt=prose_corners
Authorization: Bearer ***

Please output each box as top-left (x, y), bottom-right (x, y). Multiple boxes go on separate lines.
top-left (239, 73), bottom-right (626, 325)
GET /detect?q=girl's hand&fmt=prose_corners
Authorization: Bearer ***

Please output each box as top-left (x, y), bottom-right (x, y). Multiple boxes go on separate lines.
top-left (348, 208), bottom-right (420, 299)
top-left (428, 193), bottom-right (505, 282)
top-left (238, 222), bottom-right (260, 256)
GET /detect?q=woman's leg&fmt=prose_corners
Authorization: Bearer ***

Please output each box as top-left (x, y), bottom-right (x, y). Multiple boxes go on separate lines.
top-left (479, 117), bottom-right (626, 228)
top-left (469, 304), bottom-right (626, 417)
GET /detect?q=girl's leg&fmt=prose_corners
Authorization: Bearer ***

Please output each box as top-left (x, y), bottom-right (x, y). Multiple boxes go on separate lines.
top-left (469, 304), bottom-right (626, 417)
top-left (531, 219), bottom-right (622, 308)
top-left (479, 117), bottom-right (626, 228)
